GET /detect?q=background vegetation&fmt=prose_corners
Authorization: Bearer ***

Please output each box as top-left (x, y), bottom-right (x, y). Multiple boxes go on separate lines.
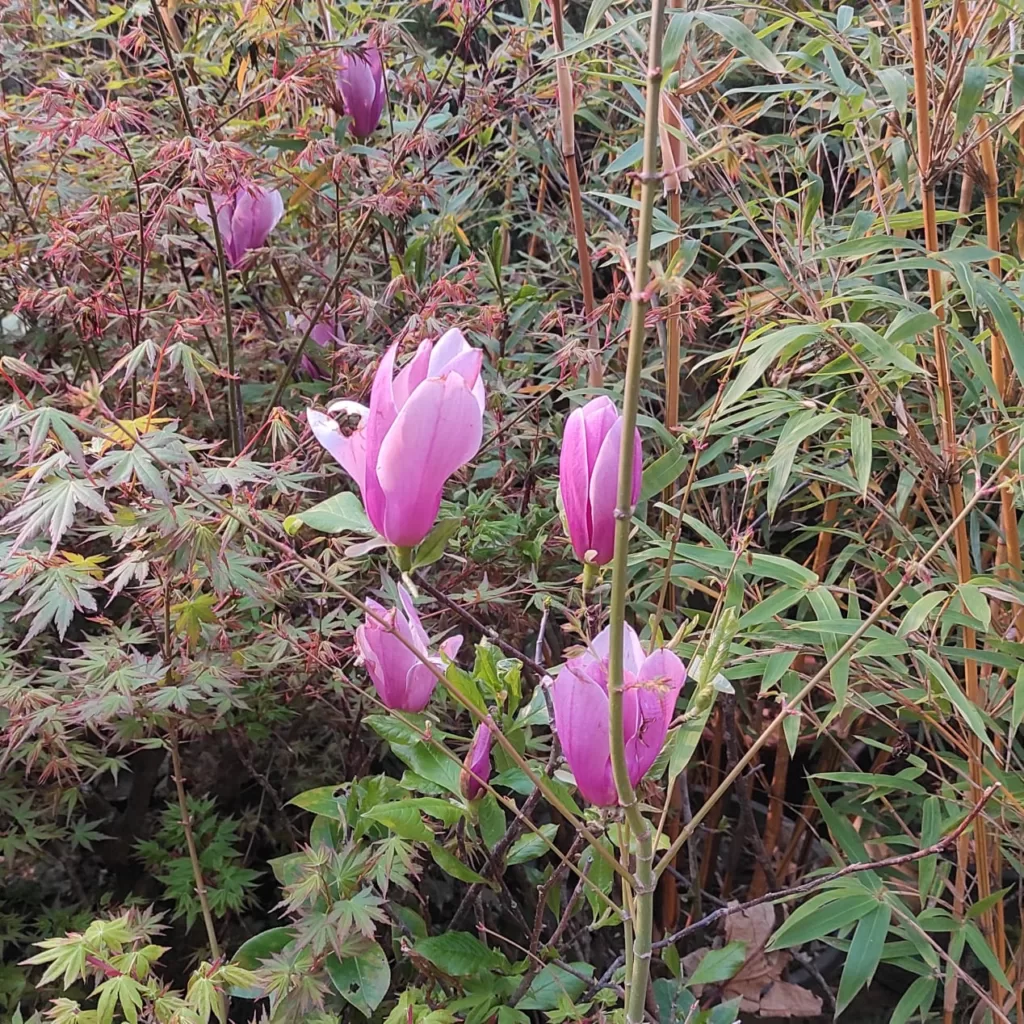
top-left (3, 0), bottom-right (1024, 1021)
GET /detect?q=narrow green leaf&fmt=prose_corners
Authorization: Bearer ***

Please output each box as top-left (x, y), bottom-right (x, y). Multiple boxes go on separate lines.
top-left (688, 941), bottom-right (748, 986)
top-left (766, 411), bottom-right (839, 519)
top-left (954, 65), bottom-right (987, 141)
top-left (896, 591), bottom-right (949, 638)
top-left (694, 12), bottom-right (785, 73)
top-left (851, 415), bottom-right (871, 497)
top-left (888, 976), bottom-right (936, 1024)
top-left (802, 173), bottom-right (823, 234)
top-left (661, 12), bottom-right (693, 72)
top-left (877, 68), bottom-right (908, 115)
top-left (768, 890), bottom-right (879, 949)
top-left (836, 903), bottom-right (891, 1013)
top-left (412, 517), bottom-right (462, 567)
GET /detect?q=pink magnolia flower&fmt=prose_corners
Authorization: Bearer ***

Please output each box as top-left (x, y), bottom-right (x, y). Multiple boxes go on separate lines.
top-left (335, 44), bottom-right (386, 139)
top-left (559, 396), bottom-right (642, 566)
top-left (550, 624), bottom-right (686, 806)
top-left (460, 721), bottom-right (493, 801)
top-left (307, 329), bottom-right (486, 549)
top-left (356, 585), bottom-right (462, 712)
top-left (195, 185), bottom-right (284, 268)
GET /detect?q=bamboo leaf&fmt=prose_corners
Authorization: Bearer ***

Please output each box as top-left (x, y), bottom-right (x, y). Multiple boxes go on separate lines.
top-left (694, 12), bottom-right (785, 74)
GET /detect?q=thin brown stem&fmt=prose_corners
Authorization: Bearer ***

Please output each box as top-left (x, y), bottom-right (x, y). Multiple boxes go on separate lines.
top-left (168, 729), bottom-right (221, 960)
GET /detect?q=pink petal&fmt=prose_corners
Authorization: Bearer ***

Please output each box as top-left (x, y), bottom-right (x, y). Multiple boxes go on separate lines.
top-left (398, 584), bottom-right (429, 649)
top-left (357, 617), bottom-right (418, 709)
top-left (589, 624), bottom-right (643, 679)
top-left (430, 329), bottom-right (485, 410)
top-left (391, 340), bottom-right (431, 409)
top-left (587, 415), bottom-right (627, 565)
top-left (249, 188), bottom-right (284, 249)
top-left (551, 663), bottom-right (617, 806)
top-left (375, 371), bottom-right (483, 547)
top-left (364, 345), bottom-right (400, 537)
top-left (402, 662), bottom-right (439, 711)
top-left (579, 396), bottom-right (618, 478)
top-left (559, 406), bottom-right (593, 561)
top-left (439, 635), bottom-right (464, 662)
top-left (308, 403), bottom-right (368, 492)
top-left (624, 648), bottom-right (687, 786)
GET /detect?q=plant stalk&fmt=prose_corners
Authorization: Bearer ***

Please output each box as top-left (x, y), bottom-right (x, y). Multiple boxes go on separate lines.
top-left (549, 0), bottom-right (601, 386)
top-left (169, 729), bottom-right (222, 960)
top-left (605, 1), bottom-right (668, 1020)
top-left (151, 0), bottom-right (241, 453)
top-left (907, 0), bottom-right (993, 987)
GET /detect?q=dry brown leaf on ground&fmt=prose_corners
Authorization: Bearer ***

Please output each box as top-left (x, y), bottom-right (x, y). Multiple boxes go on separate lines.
top-left (682, 904), bottom-right (824, 1018)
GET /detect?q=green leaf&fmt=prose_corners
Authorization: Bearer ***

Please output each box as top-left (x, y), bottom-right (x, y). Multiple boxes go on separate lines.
top-left (957, 582), bottom-right (991, 632)
top-left (836, 902), bottom-right (890, 1013)
top-left (668, 701), bottom-right (713, 782)
top-left (507, 823), bottom-right (558, 865)
top-left (232, 929), bottom-right (296, 966)
top-left (283, 491), bottom-right (373, 536)
top-left (896, 591), bottom-right (949, 638)
top-left (477, 794), bottom-right (506, 848)
top-left (429, 843), bottom-right (491, 884)
top-left (877, 68), bottom-right (908, 115)
top-left (766, 411), bottom-right (839, 520)
top-left (962, 921), bottom-right (1012, 990)
top-left (641, 447), bottom-right (687, 502)
top-left (326, 942), bottom-right (391, 1017)
top-left (414, 932), bottom-right (505, 976)
top-left (768, 889), bottom-right (879, 949)
top-left (661, 12), bottom-right (693, 72)
top-left (364, 804), bottom-right (433, 842)
top-left (288, 786), bottom-right (346, 821)
top-left (914, 651), bottom-right (996, 756)
top-left (889, 976), bottom-right (936, 1024)
top-left (688, 941), bottom-right (748, 986)
top-left (815, 235), bottom-right (922, 260)
top-left (850, 415), bottom-right (871, 497)
top-left (1009, 665), bottom-right (1024, 743)
top-left (975, 279), bottom-right (1024, 386)
top-left (802, 173), bottom-right (823, 234)
top-left (552, 11), bottom-right (650, 59)
top-left (412, 517), bottom-right (462, 567)
top-left (518, 962), bottom-right (594, 1010)
top-left (718, 324), bottom-right (823, 416)
top-left (694, 12), bottom-right (785, 74)
top-left (954, 65), bottom-right (987, 141)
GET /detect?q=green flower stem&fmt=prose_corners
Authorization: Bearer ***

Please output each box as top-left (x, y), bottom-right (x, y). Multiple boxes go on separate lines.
top-left (605, 1), bottom-right (668, 1021)
top-left (394, 545), bottom-right (414, 573)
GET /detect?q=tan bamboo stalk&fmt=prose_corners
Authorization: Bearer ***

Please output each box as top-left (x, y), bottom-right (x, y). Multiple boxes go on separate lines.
top-left (549, 0), bottom-right (602, 387)
top-left (907, 0), bottom-right (995, 1011)
top-left (527, 163), bottom-right (550, 262)
top-left (954, 0), bottom-right (1014, 990)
